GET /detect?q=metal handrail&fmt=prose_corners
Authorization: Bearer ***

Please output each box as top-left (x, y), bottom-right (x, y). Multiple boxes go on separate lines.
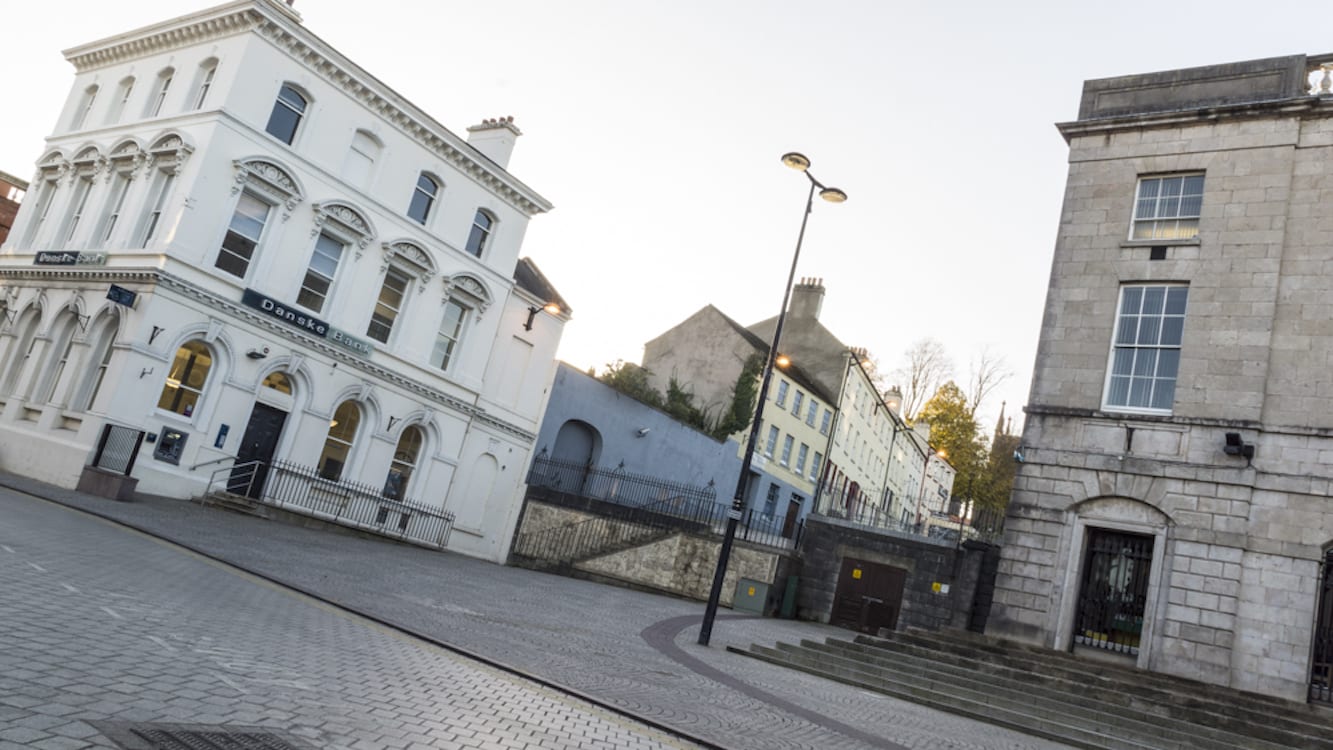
top-left (208, 459), bottom-right (264, 497)
top-left (191, 454), bottom-right (240, 472)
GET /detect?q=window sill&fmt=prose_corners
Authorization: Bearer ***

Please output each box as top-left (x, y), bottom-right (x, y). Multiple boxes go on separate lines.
top-left (1120, 238), bottom-right (1199, 249)
top-left (1100, 405), bottom-right (1174, 417)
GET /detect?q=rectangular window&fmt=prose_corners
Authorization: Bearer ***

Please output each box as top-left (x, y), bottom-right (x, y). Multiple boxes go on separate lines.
top-left (1131, 174), bottom-right (1204, 241)
top-left (820, 409), bottom-right (832, 435)
top-left (215, 192), bottom-right (268, 277)
top-left (810, 451), bottom-right (822, 480)
top-left (297, 233), bottom-right (344, 313)
top-left (795, 443), bottom-right (809, 474)
top-left (765, 426), bottom-right (779, 456)
top-left (431, 299), bottom-right (469, 371)
top-left (792, 390), bottom-right (804, 416)
top-left (764, 483), bottom-right (780, 516)
top-left (21, 180), bottom-right (57, 247)
top-left (138, 172), bottom-right (175, 247)
top-left (366, 267), bottom-right (411, 343)
top-left (806, 399), bottom-right (818, 426)
top-left (62, 176), bottom-right (94, 245)
top-left (775, 380), bottom-right (788, 407)
top-left (1104, 284), bottom-right (1188, 413)
top-left (98, 172), bottom-right (132, 243)
top-left (780, 435), bottom-right (794, 466)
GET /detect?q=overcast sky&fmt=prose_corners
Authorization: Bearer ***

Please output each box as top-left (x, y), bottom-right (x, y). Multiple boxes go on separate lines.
top-left (4, 1), bottom-right (1329, 437)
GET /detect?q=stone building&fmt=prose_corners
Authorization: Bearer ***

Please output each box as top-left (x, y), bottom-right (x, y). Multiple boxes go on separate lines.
top-left (989, 55), bottom-right (1333, 702)
top-left (0, 0), bottom-right (567, 562)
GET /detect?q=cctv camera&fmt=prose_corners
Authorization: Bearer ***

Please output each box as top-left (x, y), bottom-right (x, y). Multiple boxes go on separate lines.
top-left (1013, 450), bottom-right (1025, 463)
top-left (636, 428), bottom-right (650, 437)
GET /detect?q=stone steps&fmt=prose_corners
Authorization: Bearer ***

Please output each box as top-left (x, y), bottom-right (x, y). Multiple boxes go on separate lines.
top-left (201, 491), bottom-right (269, 518)
top-left (729, 628), bottom-right (1333, 750)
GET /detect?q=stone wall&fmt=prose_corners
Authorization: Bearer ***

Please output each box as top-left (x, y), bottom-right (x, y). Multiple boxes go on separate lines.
top-left (797, 516), bottom-right (985, 632)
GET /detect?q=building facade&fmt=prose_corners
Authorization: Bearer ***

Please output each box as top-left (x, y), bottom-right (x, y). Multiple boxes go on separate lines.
top-left (0, 171), bottom-right (24, 245)
top-left (990, 55), bottom-right (1333, 702)
top-left (0, 0), bottom-right (566, 562)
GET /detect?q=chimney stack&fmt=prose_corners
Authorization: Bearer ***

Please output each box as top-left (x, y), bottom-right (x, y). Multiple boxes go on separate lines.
top-left (789, 277), bottom-right (825, 320)
top-left (466, 116), bottom-right (522, 170)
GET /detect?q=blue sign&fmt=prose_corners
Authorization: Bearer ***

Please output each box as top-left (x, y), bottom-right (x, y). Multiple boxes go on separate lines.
top-left (214, 424), bottom-right (230, 449)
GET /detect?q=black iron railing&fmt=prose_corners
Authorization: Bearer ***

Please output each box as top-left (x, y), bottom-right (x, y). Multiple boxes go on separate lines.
top-left (517, 456), bottom-right (800, 564)
top-left (90, 423), bottom-right (146, 476)
top-left (208, 459), bottom-right (455, 549)
top-left (1313, 549), bottom-right (1333, 704)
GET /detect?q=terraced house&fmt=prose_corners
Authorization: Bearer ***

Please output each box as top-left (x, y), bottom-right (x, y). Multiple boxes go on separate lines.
top-left (0, 0), bottom-right (567, 562)
top-left (991, 54), bottom-right (1333, 703)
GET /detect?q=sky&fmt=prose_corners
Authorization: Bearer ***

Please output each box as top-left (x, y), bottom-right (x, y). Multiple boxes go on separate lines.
top-left (3, 0), bottom-right (1330, 438)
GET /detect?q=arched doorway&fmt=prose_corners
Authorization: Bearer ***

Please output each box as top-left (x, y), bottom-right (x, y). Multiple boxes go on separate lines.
top-left (1312, 547), bottom-right (1333, 704)
top-left (228, 370), bottom-right (293, 498)
top-left (547, 419), bottom-right (601, 494)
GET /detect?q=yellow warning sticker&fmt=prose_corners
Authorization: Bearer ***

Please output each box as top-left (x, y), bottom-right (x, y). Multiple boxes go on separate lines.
top-left (852, 568), bottom-right (862, 580)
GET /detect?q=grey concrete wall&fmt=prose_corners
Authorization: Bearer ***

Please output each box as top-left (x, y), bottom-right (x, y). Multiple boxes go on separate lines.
top-left (797, 516), bottom-right (983, 632)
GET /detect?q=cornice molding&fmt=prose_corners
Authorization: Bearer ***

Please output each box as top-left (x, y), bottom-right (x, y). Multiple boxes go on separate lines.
top-left (0, 265), bottom-right (537, 442)
top-left (63, 0), bottom-right (552, 218)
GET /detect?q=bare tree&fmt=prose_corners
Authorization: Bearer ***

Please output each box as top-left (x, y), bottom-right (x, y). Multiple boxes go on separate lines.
top-left (893, 338), bottom-right (953, 421)
top-left (965, 346), bottom-right (1012, 420)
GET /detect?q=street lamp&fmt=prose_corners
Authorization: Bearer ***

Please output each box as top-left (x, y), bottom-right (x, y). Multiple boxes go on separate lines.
top-left (697, 152), bottom-right (845, 647)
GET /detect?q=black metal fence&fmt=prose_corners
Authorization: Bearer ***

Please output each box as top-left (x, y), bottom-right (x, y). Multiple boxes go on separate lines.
top-left (210, 459), bottom-right (455, 549)
top-left (90, 423), bottom-right (146, 476)
top-left (518, 456), bottom-right (800, 564)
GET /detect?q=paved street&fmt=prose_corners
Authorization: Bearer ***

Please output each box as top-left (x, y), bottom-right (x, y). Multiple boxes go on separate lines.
top-left (0, 476), bottom-right (1074, 750)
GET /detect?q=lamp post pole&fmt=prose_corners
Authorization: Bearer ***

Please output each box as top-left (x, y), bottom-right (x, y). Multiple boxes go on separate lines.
top-left (698, 152), bottom-right (844, 647)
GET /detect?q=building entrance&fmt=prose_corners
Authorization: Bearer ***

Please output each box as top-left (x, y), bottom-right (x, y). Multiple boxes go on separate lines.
top-left (830, 557), bottom-right (905, 635)
top-left (227, 402), bottom-right (287, 499)
top-left (1312, 548), bottom-right (1333, 704)
top-left (1072, 528), bottom-right (1154, 656)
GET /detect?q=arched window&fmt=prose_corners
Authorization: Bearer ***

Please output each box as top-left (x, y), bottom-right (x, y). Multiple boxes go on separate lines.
top-left (261, 370), bottom-right (292, 394)
top-left (1, 309), bottom-right (42, 396)
top-left (38, 312), bottom-right (80, 404)
top-left (465, 209), bottom-right (494, 257)
top-left (75, 313), bottom-right (117, 411)
top-left (146, 67), bottom-right (174, 118)
top-left (383, 425), bottom-right (423, 500)
top-left (192, 59), bottom-right (218, 110)
top-left (157, 340), bottom-right (212, 417)
top-left (71, 85), bottom-right (98, 131)
top-left (341, 130), bottom-right (380, 188)
top-left (107, 77), bottom-right (134, 123)
top-left (266, 84), bottom-right (307, 145)
top-left (319, 401), bottom-right (361, 481)
top-left (407, 173), bottom-right (438, 225)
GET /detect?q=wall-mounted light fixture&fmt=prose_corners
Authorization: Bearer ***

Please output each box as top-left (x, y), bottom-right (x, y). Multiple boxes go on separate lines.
top-left (246, 346), bottom-right (269, 360)
top-left (387, 416), bottom-right (402, 431)
top-left (1223, 432), bottom-right (1255, 462)
top-left (524, 302), bottom-right (562, 331)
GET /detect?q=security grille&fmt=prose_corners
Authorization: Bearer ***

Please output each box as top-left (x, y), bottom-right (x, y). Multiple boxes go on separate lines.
top-left (1313, 549), bottom-right (1333, 704)
top-left (1072, 529), bottom-right (1154, 656)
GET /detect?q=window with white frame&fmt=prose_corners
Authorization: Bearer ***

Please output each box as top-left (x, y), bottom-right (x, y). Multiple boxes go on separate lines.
top-left (70, 85), bottom-right (98, 131)
top-left (1104, 284), bottom-right (1188, 413)
top-left (137, 170), bottom-right (176, 247)
top-left (464, 209), bottom-right (494, 256)
top-left (216, 192), bottom-right (269, 277)
top-left (805, 399), bottom-right (818, 426)
top-left (75, 314), bottom-right (117, 411)
top-left (1131, 174), bottom-right (1204, 241)
top-left (810, 451), bottom-right (822, 480)
top-left (146, 68), bottom-right (174, 118)
top-left (820, 408), bottom-right (832, 435)
top-left (383, 426), bottom-right (424, 501)
top-left (792, 390), bottom-right (804, 416)
top-left (21, 176), bottom-right (58, 248)
top-left (407, 173), bottom-right (438, 224)
top-left (795, 443), bottom-right (809, 474)
top-left (765, 426), bottom-right (779, 456)
top-left (775, 380), bottom-right (789, 407)
top-left (157, 340), bottom-right (212, 417)
top-left (2, 310), bottom-right (41, 397)
top-left (366, 266), bottom-right (411, 344)
top-left (764, 483), bottom-right (780, 516)
top-left (266, 84), bottom-right (307, 145)
top-left (61, 175), bottom-right (95, 246)
top-left (38, 312), bottom-right (80, 405)
top-left (319, 401), bottom-right (361, 481)
top-left (297, 233), bottom-right (344, 313)
top-left (431, 299), bottom-right (468, 371)
top-left (192, 59), bottom-right (217, 110)
top-left (780, 435), bottom-right (794, 466)
top-left (96, 169), bottom-right (133, 244)
top-left (107, 77), bottom-right (134, 124)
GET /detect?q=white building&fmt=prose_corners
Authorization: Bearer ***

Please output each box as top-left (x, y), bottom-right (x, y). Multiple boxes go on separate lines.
top-left (0, 0), bottom-right (568, 562)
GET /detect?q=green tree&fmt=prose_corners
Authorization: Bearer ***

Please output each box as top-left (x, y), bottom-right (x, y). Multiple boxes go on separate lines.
top-left (597, 360), bottom-right (663, 408)
top-left (711, 354), bottom-right (763, 439)
top-left (917, 381), bottom-right (989, 510)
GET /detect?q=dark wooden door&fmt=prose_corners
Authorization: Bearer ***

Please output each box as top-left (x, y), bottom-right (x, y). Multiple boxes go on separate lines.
top-left (228, 402), bottom-right (286, 499)
top-left (830, 557), bottom-right (906, 635)
top-left (781, 496), bottom-right (802, 539)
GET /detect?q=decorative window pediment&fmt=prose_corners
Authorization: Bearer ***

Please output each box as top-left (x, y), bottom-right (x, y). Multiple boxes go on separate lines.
top-left (441, 272), bottom-right (491, 316)
top-left (36, 150), bottom-right (70, 182)
top-left (147, 133), bottom-right (194, 175)
top-left (106, 139), bottom-right (145, 177)
top-left (68, 146), bottom-right (106, 181)
top-left (381, 240), bottom-right (436, 291)
top-left (232, 157), bottom-right (303, 220)
top-left (311, 201), bottom-right (374, 250)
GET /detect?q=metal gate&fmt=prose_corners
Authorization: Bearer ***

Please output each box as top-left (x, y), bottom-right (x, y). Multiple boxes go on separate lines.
top-left (1312, 548), bottom-right (1333, 704)
top-left (1073, 529), bottom-right (1154, 656)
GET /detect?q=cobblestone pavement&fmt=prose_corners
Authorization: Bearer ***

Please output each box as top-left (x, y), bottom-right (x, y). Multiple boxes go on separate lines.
top-left (0, 491), bottom-right (697, 749)
top-left (1, 475), bottom-right (1074, 750)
